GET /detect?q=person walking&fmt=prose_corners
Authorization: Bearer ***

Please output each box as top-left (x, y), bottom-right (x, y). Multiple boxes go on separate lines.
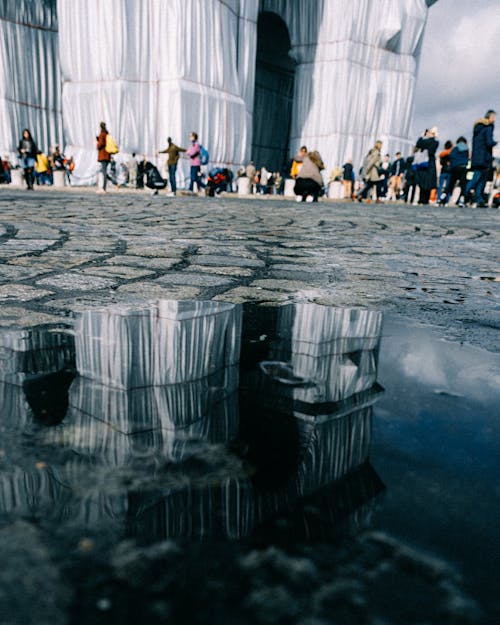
top-left (446, 137), bottom-right (469, 207)
top-left (186, 131), bottom-right (206, 193)
top-left (159, 137), bottom-right (186, 195)
top-left (414, 127), bottom-right (439, 205)
top-left (96, 122), bottom-right (111, 193)
top-left (465, 109), bottom-right (497, 207)
top-left (17, 128), bottom-right (38, 190)
top-left (358, 140), bottom-right (383, 203)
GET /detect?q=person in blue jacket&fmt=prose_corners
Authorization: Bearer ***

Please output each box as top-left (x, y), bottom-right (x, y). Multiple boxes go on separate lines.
top-left (465, 110), bottom-right (497, 207)
top-left (444, 137), bottom-right (469, 207)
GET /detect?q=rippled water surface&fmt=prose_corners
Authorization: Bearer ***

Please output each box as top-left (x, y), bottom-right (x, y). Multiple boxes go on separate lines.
top-left (0, 301), bottom-right (498, 625)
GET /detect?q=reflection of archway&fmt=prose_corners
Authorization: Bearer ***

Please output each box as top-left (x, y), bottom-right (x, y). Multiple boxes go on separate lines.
top-left (251, 12), bottom-right (295, 172)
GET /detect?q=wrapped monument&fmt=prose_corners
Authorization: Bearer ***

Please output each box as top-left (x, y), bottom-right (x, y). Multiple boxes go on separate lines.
top-left (1, 1), bottom-right (437, 182)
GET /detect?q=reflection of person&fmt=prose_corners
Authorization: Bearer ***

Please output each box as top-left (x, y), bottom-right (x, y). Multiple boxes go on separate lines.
top-left (466, 109), bottom-right (497, 207)
top-left (186, 131), bottom-right (206, 192)
top-left (18, 128), bottom-right (38, 190)
top-left (159, 137), bottom-right (186, 195)
top-left (294, 150), bottom-right (325, 202)
top-left (96, 122), bottom-right (111, 193)
top-left (415, 126), bottom-right (439, 205)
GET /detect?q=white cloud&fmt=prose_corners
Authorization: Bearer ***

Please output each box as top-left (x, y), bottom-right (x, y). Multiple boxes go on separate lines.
top-left (412, 0), bottom-right (500, 146)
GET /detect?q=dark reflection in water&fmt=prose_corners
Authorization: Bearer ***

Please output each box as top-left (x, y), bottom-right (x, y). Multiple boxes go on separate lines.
top-left (4, 301), bottom-right (495, 624)
top-left (0, 301), bottom-right (383, 541)
top-left (24, 371), bottom-right (76, 426)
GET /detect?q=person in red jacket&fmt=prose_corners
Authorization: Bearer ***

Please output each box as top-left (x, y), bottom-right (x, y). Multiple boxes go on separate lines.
top-left (96, 121), bottom-right (110, 193)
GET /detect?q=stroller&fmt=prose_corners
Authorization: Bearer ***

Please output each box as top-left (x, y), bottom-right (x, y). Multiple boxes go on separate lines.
top-left (206, 167), bottom-right (230, 196)
top-left (144, 162), bottom-right (167, 194)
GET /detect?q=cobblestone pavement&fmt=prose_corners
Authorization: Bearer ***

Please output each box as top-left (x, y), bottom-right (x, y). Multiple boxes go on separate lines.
top-left (0, 188), bottom-right (499, 350)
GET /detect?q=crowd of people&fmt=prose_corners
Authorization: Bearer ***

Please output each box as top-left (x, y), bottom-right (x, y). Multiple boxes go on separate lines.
top-left (1, 129), bottom-right (75, 189)
top-left (2, 109), bottom-right (498, 208)
top-left (353, 110), bottom-right (498, 207)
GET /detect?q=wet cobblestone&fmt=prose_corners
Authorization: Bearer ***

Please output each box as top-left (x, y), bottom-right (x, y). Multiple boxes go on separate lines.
top-left (0, 188), bottom-right (498, 350)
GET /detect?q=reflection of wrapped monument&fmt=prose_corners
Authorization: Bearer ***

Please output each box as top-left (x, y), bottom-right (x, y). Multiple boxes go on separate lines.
top-left (131, 303), bottom-right (385, 540)
top-left (0, 301), bottom-right (384, 539)
top-left (239, 304), bottom-right (384, 514)
top-left (54, 366), bottom-right (240, 466)
top-left (74, 300), bottom-right (241, 389)
top-left (0, 327), bottom-right (73, 386)
top-left (0, 326), bottom-right (74, 427)
top-left (242, 304), bottom-right (383, 419)
top-left (0, 326), bottom-right (75, 516)
top-left (0, 302), bottom-right (241, 522)
top-left (272, 304), bottom-right (382, 406)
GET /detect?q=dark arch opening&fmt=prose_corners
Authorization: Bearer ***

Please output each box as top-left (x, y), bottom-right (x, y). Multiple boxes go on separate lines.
top-left (251, 12), bottom-right (296, 172)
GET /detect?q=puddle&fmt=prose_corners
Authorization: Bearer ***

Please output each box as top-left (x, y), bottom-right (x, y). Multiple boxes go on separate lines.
top-left (0, 301), bottom-right (498, 624)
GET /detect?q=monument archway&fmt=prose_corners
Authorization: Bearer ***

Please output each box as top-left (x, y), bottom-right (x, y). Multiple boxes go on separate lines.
top-left (251, 12), bottom-right (295, 173)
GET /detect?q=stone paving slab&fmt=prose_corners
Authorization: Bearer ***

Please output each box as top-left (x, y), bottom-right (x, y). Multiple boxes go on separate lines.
top-left (0, 188), bottom-right (498, 350)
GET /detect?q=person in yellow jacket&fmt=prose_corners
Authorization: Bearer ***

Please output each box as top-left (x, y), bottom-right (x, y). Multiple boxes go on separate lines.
top-left (35, 150), bottom-right (52, 185)
top-left (290, 145), bottom-right (307, 178)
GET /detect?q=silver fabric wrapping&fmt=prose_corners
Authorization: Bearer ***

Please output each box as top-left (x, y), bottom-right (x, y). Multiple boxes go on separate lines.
top-left (273, 304), bottom-right (382, 404)
top-left (67, 365), bottom-right (239, 433)
top-left (0, 1), bottom-right (62, 155)
top-left (74, 300), bottom-right (242, 389)
top-left (0, 328), bottom-right (73, 385)
top-left (1, 1), bottom-right (434, 181)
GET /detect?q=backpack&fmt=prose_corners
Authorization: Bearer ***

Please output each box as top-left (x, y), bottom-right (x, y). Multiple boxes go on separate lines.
top-left (199, 144), bottom-right (209, 165)
top-left (105, 134), bottom-right (119, 155)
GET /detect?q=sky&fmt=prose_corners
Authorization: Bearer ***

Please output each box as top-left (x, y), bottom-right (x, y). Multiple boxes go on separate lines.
top-left (413, 0), bottom-right (500, 150)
